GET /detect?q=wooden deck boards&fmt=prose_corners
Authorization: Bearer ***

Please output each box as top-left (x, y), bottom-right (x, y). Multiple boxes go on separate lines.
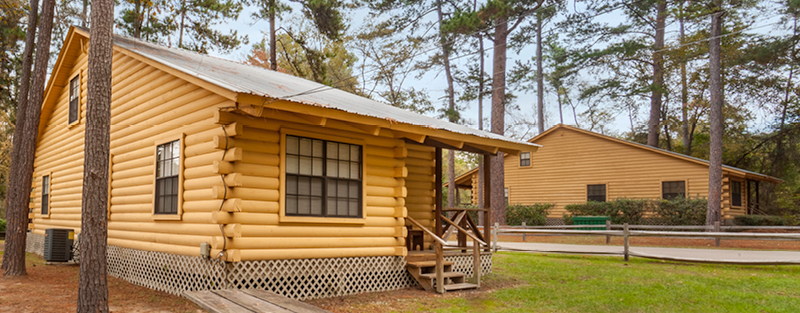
top-left (184, 289), bottom-right (332, 313)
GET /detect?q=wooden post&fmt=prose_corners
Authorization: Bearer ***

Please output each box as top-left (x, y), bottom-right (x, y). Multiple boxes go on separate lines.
top-left (493, 222), bottom-right (499, 253)
top-left (435, 147), bottom-right (443, 237)
top-left (714, 221), bottom-right (721, 247)
top-left (473, 239), bottom-right (481, 287)
top-left (623, 223), bottom-right (630, 262)
top-left (483, 154), bottom-right (491, 252)
top-left (521, 222), bottom-right (527, 242)
top-left (435, 241), bottom-right (444, 294)
top-left (605, 220), bottom-right (611, 244)
top-left (458, 211), bottom-right (467, 251)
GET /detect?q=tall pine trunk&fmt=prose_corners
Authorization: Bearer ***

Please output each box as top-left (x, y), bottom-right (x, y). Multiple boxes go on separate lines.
top-left (536, 15), bottom-right (544, 134)
top-left (647, 0), bottom-right (667, 147)
top-left (477, 34), bottom-right (486, 225)
top-left (436, 0), bottom-right (458, 209)
top-left (77, 0), bottom-right (114, 310)
top-left (680, 2), bottom-right (691, 154)
top-left (2, 0), bottom-right (53, 277)
top-left (706, 4), bottom-right (724, 226)
top-left (491, 16), bottom-right (508, 225)
top-left (269, 0), bottom-right (277, 71)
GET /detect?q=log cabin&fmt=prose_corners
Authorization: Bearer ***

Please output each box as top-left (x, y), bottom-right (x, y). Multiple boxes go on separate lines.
top-left (24, 26), bottom-right (541, 299)
top-left (452, 124), bottom-right (781, 224)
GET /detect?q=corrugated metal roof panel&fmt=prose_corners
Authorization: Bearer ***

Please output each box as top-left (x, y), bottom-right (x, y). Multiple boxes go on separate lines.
top-left (111, 34), bottom-right (540, 150)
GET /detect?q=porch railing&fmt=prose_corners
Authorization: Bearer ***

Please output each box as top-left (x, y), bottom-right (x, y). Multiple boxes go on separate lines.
top-left (406, 207), bottom-right (488, 294)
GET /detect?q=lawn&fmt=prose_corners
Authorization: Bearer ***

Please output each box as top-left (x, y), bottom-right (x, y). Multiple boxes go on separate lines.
top-left (311, 252), bottom-right (800, 313)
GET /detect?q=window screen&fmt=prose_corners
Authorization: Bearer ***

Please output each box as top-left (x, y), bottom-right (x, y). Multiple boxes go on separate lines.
top-left (285, 135), bottom-right (362, 218)
top-left (520, 152), bottom-right (531, 166)
top-left (42, 175), bottom-right (50, 215)
top-left (155, 140), bottom-right (180, 214)
top-left (69, 75), bottom-right (79, 124)
top-left (662, 181), bottom-right (686, 200)
top-left (732, 181), bottom-right (742, 207)
top-left (587, 184), bottom-right (606, 202)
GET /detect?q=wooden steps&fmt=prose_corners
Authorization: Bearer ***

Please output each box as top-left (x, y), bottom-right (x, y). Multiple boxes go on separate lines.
top-left (407, 258), bottom-right (477, 293)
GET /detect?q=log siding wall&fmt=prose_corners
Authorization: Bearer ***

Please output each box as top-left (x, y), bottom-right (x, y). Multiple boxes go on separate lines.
top-left (31, 48), bottom-right (433, 261)
top-left (465, 127), bottom-right (747, 219)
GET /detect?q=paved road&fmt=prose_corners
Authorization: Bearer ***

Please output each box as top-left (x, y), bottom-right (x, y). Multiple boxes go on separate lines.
top-left (496, 241), bottom-right (800, 264)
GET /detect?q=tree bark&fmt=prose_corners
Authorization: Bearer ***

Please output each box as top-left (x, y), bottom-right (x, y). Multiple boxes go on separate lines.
top-left (647, 0), bottom-right (667, 147)
top-left (679, 2), bottom-right (691, 154)
top-left (706, 5), bottom-right (724, 226)
top-left (269, 0), bottom-right (276, 71)
top-left (491, 16), bottom-right (508, 225)
top-left (2, 0), bottom-right (53, 277)
top-left (76, 0), bottom-right (114, 310)
top-left (436, 0), bottom-right (458, 209)
top-left (536, 15), bottom-right (545, 134)
top-left (477, 34), bottom-right (485, 225)
top-left (133, 0), bottom-right (141, 38)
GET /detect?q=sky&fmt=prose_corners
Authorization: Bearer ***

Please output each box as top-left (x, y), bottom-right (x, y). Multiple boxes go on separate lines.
top-left (192, 1), bottom-right (789, 140)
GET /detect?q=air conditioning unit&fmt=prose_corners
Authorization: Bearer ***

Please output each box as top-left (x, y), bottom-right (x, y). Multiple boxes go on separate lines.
top-left (44, 228), bottom-right (74, 262)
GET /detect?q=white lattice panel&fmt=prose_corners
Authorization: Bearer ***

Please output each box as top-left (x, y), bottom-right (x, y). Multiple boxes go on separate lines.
top-left (25, 232), bottom-right (44, 256)
top-left (444, 253), bottom-right (493, 277)
top-left (226, 256), bottom-right (415, 300)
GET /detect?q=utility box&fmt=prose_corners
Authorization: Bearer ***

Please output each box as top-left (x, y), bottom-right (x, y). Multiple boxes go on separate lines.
top-left (573, 216), bottom-right (610, 230)
top-left (44, 228), bottom-right (74, 262)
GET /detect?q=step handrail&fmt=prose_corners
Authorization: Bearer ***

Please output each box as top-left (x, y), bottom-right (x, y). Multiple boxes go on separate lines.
top-left (407, 216), bottom-right (448, 246)
top-left (440, 214), bottom-right (487, 246)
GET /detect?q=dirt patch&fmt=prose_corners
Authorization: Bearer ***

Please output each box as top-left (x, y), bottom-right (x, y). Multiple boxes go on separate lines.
top-left (0, 252), bottom-right (202, 313)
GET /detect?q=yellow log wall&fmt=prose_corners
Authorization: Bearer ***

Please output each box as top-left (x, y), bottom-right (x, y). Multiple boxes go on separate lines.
top-left (31, 48), bottom-right (434, 261)
top-left (500, 128), bottom-right (721, 218)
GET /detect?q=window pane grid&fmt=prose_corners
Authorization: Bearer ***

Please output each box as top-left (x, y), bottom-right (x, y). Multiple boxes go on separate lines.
top-left (155, 140), bottom-right (180, 215)
top-left (285, 135), bottom-right (361, 218)
top-left (69, 76), bottom-right (79, 124)
top-left (520, 152), bottom-right (531, 166)
top-left (587, 184), bottom-right (606, 202)
top-left (42, 176), bottom-right (50, 215)
top-left (732, 181), bottom-right (742, 207)
top-left (662, 181), bottom-right (686, 200)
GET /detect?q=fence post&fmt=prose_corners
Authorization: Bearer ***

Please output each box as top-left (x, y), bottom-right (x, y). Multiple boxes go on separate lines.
top-left (522, 222), bottom-right (527, 242)
top-left (714, 221), bottom-right (721, 247)
top-left (493, 222), bottom-right (499, 253)
top-left (605, 220), bottom-right (611, 244)
top-left (623, 223), bottom-right (630, 262)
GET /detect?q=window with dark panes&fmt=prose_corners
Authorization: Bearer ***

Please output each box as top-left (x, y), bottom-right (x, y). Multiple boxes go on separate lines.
top-left (732, 181), bottom-right (742, 207)
top-left (42, 175), bottom-right (50, 215)
top-left (520, 152), bottom-right (531, 166)
top-left (285, 135), bottom-right (362, 218)
top-left (69, 75), bottom-right (80, 124)
top-left (155, 140), bottom-right (180, 214)
top-left (587, 184), bottom-right (606, 202)
top-left (662, 181), bottom-right (686, 200)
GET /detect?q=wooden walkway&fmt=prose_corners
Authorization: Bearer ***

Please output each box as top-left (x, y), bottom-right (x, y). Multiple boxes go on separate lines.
top-left (183, 289), bottom-right (332, 313)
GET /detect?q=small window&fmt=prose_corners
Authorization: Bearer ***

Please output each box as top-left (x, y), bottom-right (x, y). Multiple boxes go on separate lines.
top-left (42, 175), bottom-right (50, 215)
top-left (155, 140), bottom-right (180, 214)
top-left (662, 181), bottom-right (686, 200)
top-left (587, 184), bottom-right (606, 202)
top-left (69, 75), bottom-right (80, 124)
top-left (731, 181), bottom-right (742, 207)
top-left (285, 135), bottom-right (362, 218)
top-left (520, 152), bottom-right (531, 167)
top-left (504, 187), bottom-right (509, 205)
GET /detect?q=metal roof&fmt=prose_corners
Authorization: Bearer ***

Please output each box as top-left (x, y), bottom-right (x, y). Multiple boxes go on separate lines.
top-left (110, 33), bottom-right (540, 150)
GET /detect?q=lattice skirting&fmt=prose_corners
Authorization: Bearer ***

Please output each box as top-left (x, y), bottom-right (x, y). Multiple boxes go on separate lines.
top-left (25, 234), bottom-right (493, 300)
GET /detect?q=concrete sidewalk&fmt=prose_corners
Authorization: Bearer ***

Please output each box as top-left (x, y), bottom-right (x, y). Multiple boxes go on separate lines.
top-left (496, 241), bottom-right (800, 264)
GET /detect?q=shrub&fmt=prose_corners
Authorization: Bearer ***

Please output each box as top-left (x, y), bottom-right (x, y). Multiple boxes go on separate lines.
top-left (565, 199), bottom-right (652, 224)
top-left (506, 203), bottom-right (551, 226)
top-left (733, 215), bottom-right (785, 226)
top-left (653, 197), bottom-right (707, 225)
top-left (0, 218), bottom-right (5, 232)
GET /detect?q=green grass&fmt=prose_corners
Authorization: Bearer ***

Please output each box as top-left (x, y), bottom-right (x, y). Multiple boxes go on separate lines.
top-left (427, 252), bottom-right (800, 313)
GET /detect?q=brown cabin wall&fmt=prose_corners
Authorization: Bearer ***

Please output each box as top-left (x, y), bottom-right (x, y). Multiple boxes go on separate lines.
top-left (501, 128), bottom-right (716, 218)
